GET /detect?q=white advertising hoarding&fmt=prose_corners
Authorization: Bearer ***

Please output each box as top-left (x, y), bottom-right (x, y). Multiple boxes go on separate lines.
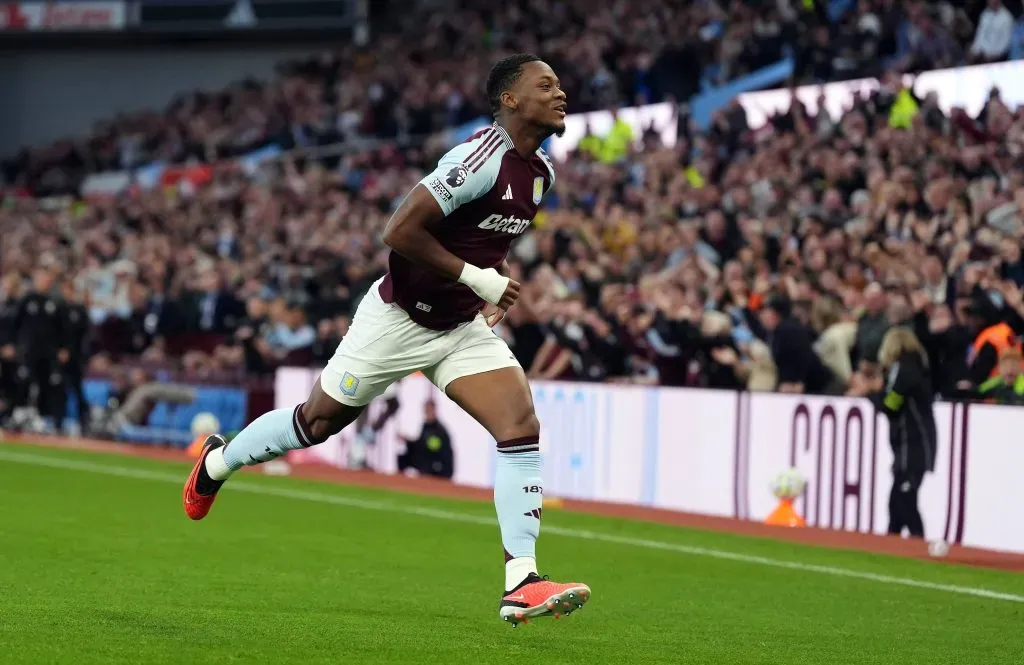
top-left (962, 404), bottom-right (1024, 553)
top-left (275, 367), bottom-right (1021, 553)
top-left (741, 393), bottom-right (965, 543)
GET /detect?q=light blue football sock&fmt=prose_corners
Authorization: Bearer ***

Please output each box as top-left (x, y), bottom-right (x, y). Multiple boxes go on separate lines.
top-left (217, 405), bottom-right (312, 474)
top-left (494, 437), bottom-right (543, 582)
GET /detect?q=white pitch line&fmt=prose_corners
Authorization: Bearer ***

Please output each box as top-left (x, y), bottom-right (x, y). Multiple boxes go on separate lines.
top-left (3, 448), bottom-right (1022, 604)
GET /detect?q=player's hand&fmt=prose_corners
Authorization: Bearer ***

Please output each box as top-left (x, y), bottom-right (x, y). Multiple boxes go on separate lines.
top-left (0, 345), bottom-right (14, 360)
top-left (498, 278), bottom-right (520, 310)
top-left (483, 303), bottom-right (507, 328)
top-left (57, 349), bottom-right (70, 364)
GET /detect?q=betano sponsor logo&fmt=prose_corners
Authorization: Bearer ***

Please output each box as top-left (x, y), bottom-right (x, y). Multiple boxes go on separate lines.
top-left (477, 213), bottom-right (531, 235)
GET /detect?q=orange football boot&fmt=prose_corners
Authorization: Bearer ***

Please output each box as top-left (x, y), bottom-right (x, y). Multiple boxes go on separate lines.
top-left (499, 573), bottom-right (591, 627)
top-left (182, 434), bottom-right (228, 521)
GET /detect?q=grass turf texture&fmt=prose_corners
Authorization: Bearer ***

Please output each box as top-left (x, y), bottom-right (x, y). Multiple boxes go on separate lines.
top-left (0, 442), bottom-right (1021, 664)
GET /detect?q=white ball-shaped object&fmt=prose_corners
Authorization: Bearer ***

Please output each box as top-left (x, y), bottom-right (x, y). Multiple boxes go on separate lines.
top-left (190, 412), bottom-right (221, 437)
top-left (771, 468), bottom-right (807, 501)
top-left (928, 540), bottom-right (950, 558)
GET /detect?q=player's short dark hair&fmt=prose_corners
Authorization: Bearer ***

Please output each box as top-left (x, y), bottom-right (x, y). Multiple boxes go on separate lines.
top-left (486, 54), bottom-right (543, 117)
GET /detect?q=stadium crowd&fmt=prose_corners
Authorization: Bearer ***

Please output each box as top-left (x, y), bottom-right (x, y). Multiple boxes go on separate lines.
top-left (5, 0), bottom-right (1023, 198)
top-left (5, 1), bottom-right (1024, 436)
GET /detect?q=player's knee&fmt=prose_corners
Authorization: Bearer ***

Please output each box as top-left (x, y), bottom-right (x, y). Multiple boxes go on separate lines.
top-left (523, 411), bottom-right (541, 438)
top-left (307, 422), bottom-right (332, 445)
top-left (306, 414), bottom-right (342, 445)
top-left (503, 409), bottom-right (540, 441)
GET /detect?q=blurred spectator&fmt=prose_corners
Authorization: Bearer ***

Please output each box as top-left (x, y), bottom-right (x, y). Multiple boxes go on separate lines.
top-left (810, 296), bottom-right (858, 386)
top-left (899, 9), bottom-right (963, 72)
top-left (311, 318), bottom-right (341, 366)
top-left (264, 299), bottom-right (316, 356)
top-left (853, 283), bottom-right (889, 375)
top-left (798, 24), bottom-right (837, 83)
top-left (90, 367), bottom-right (196, 438)
top-left (975, 346), bottom-right (1024, 403)
top-left (397, 400), bottom-right (454, 480)
top-left (969, 0), bottom-right (1016, 62)
top-left (0, 273), bottom-right (23, 423)
top-left (754, 295), bottom-right (839, 395)
top-left (7, 266), bottom-right (70, 432)
top-left (61, 280), bottom-right (92, 435)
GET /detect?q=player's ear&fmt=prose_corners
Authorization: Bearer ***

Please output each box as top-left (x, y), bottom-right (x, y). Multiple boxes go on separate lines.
top-left (500, 91), bottom-right (518, 113)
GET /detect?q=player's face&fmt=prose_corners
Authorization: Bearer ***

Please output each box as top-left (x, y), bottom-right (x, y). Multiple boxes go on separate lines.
top-left (514, 61), bottom-right (567, 137)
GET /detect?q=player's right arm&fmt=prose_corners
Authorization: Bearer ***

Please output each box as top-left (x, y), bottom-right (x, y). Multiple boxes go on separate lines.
top-left (382, 138), bottom-right (519, 309)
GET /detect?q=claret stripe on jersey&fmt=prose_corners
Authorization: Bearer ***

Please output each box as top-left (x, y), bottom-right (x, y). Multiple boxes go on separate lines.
top-left (472, 138), bottom-right (507, 173)
top-left (464, 130), bottom-right (500, 171)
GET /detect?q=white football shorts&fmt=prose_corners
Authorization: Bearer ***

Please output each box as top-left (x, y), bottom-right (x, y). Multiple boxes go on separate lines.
top-left (319, 277), bottom-right (522, 406)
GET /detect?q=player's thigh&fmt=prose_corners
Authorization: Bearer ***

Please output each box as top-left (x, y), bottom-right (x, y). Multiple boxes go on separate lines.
top-left (429, 321), bottom-right (538, 442)
top-left (317, 286), bottom-right (444, 419)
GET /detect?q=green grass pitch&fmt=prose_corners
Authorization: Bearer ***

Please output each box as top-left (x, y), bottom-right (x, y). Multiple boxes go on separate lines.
top-left (0, 442), bottom-right (1021, 664)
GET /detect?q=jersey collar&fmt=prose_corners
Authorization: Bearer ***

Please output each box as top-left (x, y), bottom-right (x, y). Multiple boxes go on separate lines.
top-left (492, 122), bottom-right (516, 152)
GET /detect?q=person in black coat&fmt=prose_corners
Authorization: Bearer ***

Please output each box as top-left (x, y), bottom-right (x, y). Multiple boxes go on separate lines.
top-left (60, 281), bottom-right (93, 434)
top-left (8, 268), bottom-right (69, 431)
top-left (397, 400), bottom-right (454, 480)
top-left (854, 326), bottom-right (937, 539)
top-left (754, 295), bottom-right (840, 395)
top-left (909, 291), bottom-right (971, 399)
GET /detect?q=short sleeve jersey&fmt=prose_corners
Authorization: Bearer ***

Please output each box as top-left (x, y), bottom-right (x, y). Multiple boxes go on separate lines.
top-left (379, 123), bottom-right (556, 330)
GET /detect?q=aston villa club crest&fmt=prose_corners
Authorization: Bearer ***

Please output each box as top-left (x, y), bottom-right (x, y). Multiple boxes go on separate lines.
top-left (532, 177), bottom-right (544, 204)
top-left (340, 372), bottom-right (360, 396)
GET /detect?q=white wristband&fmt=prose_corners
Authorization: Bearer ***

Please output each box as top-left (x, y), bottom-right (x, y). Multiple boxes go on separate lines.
top-left (458, 263), bottom-right (508, 305)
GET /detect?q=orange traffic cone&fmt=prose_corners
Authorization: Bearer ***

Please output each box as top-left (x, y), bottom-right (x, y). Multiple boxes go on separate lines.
top-left (187, 435), bottom-right (207, 459)
top-left (765, 498), bottom-right (806, 527)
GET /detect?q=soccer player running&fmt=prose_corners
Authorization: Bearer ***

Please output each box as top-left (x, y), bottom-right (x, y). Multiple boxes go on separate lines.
top-left (183, 54), bottom-right (590, 627)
